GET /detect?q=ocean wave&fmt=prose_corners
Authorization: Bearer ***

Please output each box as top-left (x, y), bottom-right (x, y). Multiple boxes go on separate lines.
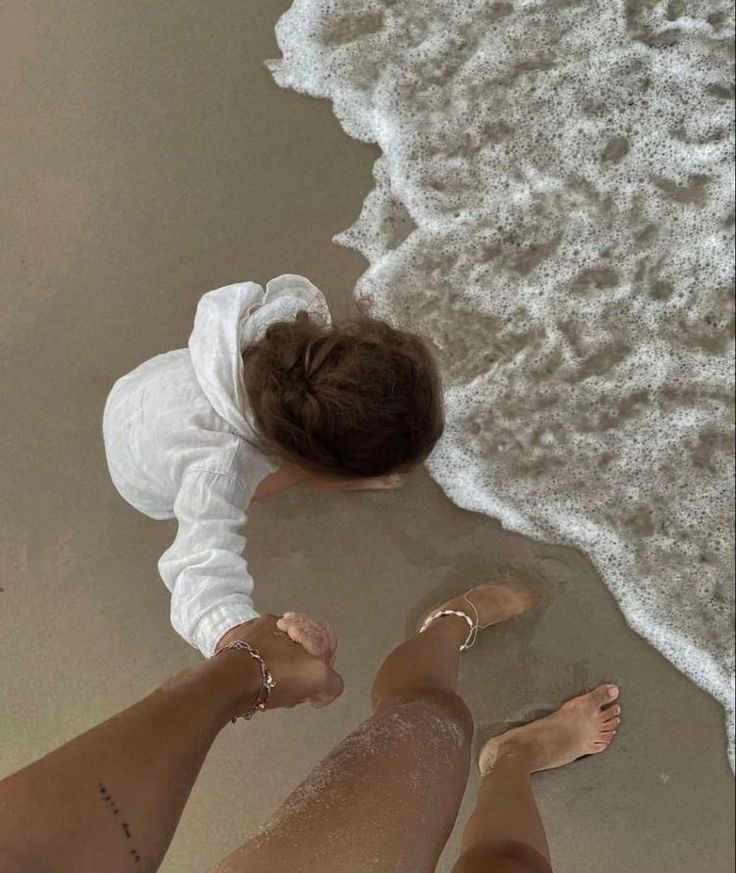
top-left (269, 0), bottom-right (736, 765)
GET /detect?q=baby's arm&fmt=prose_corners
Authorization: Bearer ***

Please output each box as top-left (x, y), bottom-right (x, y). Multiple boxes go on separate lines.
top-left (158, 468), bottom-right (260, 657)
top-left (159, 468), bottom-right (341, 706)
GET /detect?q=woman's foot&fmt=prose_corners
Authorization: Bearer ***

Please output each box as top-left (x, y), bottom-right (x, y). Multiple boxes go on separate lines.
top-left (426, 577), bottom-right (537, 633)
top-left (479, 685), bottom-right (622, 775)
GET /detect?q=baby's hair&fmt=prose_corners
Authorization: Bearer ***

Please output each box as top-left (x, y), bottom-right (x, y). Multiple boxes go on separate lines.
top-left (243, 311), bottom-right (444, 478)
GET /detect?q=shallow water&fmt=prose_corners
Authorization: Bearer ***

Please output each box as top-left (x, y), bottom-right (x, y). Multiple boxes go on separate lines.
top-left (269, 0), bottom-right (735, 764)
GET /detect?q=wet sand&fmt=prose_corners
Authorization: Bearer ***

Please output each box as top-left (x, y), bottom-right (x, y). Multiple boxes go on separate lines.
top-left (0, 2), bottom-right (733, 871)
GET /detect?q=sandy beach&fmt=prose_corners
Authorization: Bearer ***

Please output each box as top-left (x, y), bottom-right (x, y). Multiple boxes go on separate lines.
top-left (0, 2), bottom-right (733, 870)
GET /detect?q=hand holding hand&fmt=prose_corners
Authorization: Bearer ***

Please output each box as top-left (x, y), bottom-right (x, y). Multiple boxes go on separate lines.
top-left (216, 615), bottom-right (343, 712)
top-left (276, 612), bottom-right (339, 707)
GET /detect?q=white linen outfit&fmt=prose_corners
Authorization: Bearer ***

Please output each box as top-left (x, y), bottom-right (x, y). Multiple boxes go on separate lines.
top-left (103, 275), bottom-right (331, 656)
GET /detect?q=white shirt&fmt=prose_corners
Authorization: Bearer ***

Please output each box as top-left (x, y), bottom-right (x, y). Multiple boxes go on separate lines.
top-left (103, 275), bottom-right (331, 656)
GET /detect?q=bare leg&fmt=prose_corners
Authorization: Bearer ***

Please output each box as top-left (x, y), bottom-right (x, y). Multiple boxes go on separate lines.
top-left (452, 685), bottom-right (621, 873)
top-left (372, 580), bottom-right (536, 711)
top-left (211, 619), bottom-right (472, 873)
top-left (211, 582), bottom-right (533, 873)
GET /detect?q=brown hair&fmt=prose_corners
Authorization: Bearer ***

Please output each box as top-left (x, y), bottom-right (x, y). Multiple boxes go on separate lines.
top-left (243, 313), bottom-right (444, 478)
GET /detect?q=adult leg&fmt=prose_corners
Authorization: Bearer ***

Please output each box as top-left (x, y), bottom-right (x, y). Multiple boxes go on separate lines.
top-left (211, 583), bottom-right (534, 873)
top-left (452, 685), bottom-right (621, 873)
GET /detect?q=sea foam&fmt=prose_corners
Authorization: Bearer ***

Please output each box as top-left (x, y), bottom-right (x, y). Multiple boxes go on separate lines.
top-left (269, 0), bottom-right (736, 764)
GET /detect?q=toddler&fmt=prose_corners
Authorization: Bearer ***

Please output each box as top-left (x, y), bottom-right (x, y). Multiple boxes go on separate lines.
top-left (103, 275), bottom-right (443, 657)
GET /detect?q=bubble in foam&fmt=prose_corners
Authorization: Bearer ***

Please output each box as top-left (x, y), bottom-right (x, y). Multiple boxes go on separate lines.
top-left (270, 0), bottom-right (736, 766)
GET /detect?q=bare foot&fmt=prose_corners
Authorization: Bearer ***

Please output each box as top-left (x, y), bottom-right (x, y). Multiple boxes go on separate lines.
top-left (428, 576), bottom-right (537, 631)
top-left (479, 685), bottom-right (622, 775)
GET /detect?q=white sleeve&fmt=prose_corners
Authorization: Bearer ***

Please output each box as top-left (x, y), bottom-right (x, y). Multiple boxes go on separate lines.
top-left (158, 468), bottom-right (260, 657)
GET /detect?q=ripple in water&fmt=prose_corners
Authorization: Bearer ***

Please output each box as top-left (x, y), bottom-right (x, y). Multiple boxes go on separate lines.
top-left (269, 0), bottom-right (736, 765)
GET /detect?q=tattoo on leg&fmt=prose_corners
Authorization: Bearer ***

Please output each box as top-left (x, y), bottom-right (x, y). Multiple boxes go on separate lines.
top-left (97, 782), bottom-right (142, 864)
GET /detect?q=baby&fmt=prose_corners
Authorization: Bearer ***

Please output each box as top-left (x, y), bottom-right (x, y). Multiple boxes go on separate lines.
top-left (103, 275), bottom-right (444, 658)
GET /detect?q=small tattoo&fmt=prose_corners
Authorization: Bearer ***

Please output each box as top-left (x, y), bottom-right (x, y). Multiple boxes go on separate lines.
top-left (97, 781), bottom-right (143, 865)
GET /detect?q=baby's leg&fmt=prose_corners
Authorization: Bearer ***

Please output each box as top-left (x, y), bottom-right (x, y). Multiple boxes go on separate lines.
top-left (209, 618), bottom-right (473, 873)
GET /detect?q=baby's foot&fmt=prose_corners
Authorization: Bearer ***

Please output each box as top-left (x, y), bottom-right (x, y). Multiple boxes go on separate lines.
top-left (479, 685), bottom-right (621, 775)
top-left (430, 576), bottom-right (537, 631)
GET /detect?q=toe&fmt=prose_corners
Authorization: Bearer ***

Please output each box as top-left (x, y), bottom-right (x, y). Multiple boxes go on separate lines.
top-left (591, 684), bottom-right (619, 708)
top-left (602, 716), bottom-right (621, 731)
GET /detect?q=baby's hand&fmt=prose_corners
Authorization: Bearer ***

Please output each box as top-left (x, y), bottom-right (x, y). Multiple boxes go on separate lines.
top-left (216, 613), bottom-right (340, 710)
top-left (277, 612), bottom-right (339, 708)
top-left (215, 615), bottom-right (343, 712)
top-left (276, 612), bottom-right (337, 665)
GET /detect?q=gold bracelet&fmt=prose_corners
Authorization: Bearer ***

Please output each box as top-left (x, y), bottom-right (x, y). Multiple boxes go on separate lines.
top-left (216, 640), bottom-right (277, 722)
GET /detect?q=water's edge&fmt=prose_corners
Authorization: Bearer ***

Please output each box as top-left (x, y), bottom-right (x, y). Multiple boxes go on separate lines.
top-left (269, 0), bottom-right (736, 766)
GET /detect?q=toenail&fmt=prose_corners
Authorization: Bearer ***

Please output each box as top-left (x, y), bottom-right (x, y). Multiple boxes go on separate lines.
top-left (607, 685), bottom-right (619, 698)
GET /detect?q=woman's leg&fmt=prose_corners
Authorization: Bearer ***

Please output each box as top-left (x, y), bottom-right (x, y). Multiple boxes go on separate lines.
top-left (451, 685), bottom-right (621, 873)
top-left (211, 582), bottom-right (533, 873)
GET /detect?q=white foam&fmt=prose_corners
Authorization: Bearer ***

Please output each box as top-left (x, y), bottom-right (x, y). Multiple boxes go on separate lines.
top-left (270, 0), bottom-right (736, 766)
